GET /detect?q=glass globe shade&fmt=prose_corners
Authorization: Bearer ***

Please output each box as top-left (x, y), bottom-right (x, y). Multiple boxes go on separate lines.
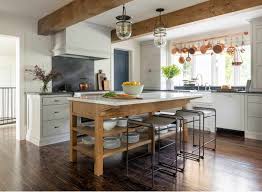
top-left (116, 20), bottom-right (132, 40)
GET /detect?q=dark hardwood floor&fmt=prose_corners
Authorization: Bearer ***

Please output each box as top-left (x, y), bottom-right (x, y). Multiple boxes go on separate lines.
top-left (0, 125), bottom-right (262, 191)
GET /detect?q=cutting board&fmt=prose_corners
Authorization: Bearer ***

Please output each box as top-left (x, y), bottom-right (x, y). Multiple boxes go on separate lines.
top-left (104, 95), bottom-right (143, 100)
top-left (103, 79), bottom-right (110, 91)
top-left (97, 71), bottom-right (106, 90)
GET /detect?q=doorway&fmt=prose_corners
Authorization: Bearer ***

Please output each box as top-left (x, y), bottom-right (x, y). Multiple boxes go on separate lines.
top-left (114, 49), bottom-right (129, 91)
top-left (0, 35), bottom-right (18, 136)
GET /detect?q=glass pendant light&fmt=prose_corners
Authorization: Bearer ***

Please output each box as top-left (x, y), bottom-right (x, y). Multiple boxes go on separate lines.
top-left (154, 8), bottom-right (167, 48)
top-left (116, 4), bottom-right (132, 40)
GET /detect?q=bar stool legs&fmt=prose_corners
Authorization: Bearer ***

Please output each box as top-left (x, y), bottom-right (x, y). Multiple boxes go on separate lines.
top-left (176, 110), bottom-right (203, 162)
top-left (192, 107), bottom-right (217, 152)
top-left (125, 120), bottom-right (156, 188)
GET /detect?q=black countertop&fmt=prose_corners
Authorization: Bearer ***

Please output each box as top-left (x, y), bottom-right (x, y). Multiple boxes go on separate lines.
top-left (143, 89), bottom-right (262, 94)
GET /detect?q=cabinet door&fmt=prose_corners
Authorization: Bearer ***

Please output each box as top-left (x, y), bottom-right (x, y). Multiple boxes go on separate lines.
top-left (141, 43), bottom-right (161, 89)
top-left (213, 94), bottom-right (244, 131)
top-left (251, 19), bottom-right (262, 91)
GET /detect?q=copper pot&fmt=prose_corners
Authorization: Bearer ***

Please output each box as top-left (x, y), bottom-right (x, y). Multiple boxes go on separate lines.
top-left (186, 52), bottom-right (191, 62)
top-left (213, 43), bottom-right (223, 54)
top-left (179, 56), bottom-right (185, 64)
top-left (182, 47), bottom-right (188, 54)
top-left (171, 47), bottom-right (179, 55)
top-left (189, 47), bottom-right (196, 54)
top-left (200, 42), bottom-right (212, 54)
top-left (200, 44), bottom-right (208, 54)
top-left (79, 82), bottom-right (89, 91)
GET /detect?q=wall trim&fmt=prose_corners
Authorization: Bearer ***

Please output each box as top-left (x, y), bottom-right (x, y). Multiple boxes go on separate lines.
top-left (245, 131), bottom-right (262, 140)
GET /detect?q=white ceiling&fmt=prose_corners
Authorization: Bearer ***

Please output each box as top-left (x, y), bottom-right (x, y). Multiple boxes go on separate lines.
top-left (0, 36), bottom-right (17, 56)
top-left (0, 0), bottom-right (73, 19)
top-left (87, 0), bottom-right (208, 28)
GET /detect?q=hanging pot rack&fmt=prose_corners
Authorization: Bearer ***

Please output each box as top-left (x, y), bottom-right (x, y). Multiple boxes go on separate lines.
top-left (172, 31), bottom-right (249, 48)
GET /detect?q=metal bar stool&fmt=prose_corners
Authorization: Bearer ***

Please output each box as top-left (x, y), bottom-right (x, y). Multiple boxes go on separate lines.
top-left (126, 114), bottom-right (183, 187)
top-left (175, 109), bottom-right (204, 162)
top-left (125, 118), bottom-right (155, 188)
top-left (154, 113), bottom-right (186, 174)
top-left (192, 107), bottom-right (217, 154)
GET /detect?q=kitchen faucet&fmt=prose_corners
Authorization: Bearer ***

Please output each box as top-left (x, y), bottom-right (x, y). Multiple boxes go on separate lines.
top-left (195, 74), bottom-right (203, 86)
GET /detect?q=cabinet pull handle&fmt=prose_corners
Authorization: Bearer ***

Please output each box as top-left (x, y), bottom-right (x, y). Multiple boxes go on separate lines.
top-left (54, 126), bottom-right (59, 129)
top-left (54, 100), bottom-right (59, 102)
top-left (54, 111), bottom-right (59, 114)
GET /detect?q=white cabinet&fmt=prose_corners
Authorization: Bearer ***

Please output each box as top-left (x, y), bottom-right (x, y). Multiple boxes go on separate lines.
top-left (251, 17), bottom-right (262, 91)
top-left (26, 93), bottom-right (72, 146)
top-left (212, 93), bottom-right (245, 131)
top-left (245, 94), bottom-right (262, 140)
top-left (189, 92), bottom-right (245, 132)
top-left (140, 41), bottom-right (167, 90)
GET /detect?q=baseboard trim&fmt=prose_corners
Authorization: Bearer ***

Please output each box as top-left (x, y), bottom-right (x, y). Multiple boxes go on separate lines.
top-left (245, 132), bottom-right (262, 140)
top-left (26, 134), bottom-right (70, 147)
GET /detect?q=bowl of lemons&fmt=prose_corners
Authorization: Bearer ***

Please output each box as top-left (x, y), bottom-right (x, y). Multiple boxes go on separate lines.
top-left (122, 81), bottom-right (144, 96)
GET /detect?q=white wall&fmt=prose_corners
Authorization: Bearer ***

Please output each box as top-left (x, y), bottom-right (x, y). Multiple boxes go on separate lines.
top-left (0, 56), bottom-right (16, 87)
top-left (0, 12), bottom-right (52, 140)
top-left (111, 39), bottom-right (141, 89)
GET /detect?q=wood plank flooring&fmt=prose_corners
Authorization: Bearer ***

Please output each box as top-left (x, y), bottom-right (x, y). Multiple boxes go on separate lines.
top-left (0, 125), bottom-right (262, 191)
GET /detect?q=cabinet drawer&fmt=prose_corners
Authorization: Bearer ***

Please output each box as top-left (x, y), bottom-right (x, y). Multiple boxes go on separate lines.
top-left (43, 96), bottom-right (69, 106)
top-left (247, 95), bottom-right (262, 103)
top-left (42, 119), bottom-right (69, 137)
top-left (248, 103), bottom-right (262, 117)
top-left (43, 105), bottom-right (69, 121)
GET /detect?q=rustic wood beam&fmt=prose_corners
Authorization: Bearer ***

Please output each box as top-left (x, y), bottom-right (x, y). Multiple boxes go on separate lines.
top-left (38, 0), bottom-right (134, 35)
top-left (111, 0), bottom-right (262, 42)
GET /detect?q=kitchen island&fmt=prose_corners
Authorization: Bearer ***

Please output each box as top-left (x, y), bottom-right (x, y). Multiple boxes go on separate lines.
top-left (68, 92), bottom-right (201, 176)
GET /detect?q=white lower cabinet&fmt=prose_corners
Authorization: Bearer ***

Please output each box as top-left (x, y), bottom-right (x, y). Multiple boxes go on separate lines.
top-left (189, 92), bottom-right (245, 132)
top-left (189, 92), bottom-right (262, 140)
top-left (212, 93), bottom-right (245, 131)
top-left (26, 93), bottom-right (72, 146)
top-left (245, 95), bottom-right (262, 140)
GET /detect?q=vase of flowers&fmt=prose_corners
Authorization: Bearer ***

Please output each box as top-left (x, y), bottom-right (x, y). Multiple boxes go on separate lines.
top-left (26, 65), bottom-right (61, 93)
top-left (161, 65), bottom-right (181, 90)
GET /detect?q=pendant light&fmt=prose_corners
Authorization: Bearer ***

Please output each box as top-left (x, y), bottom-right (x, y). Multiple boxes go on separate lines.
top-left (153, 8), bottom-right (167, 48)
top-left (115, 4), bottom-right (132, 40)
top-left (232, 47), bottom-right (243, 66)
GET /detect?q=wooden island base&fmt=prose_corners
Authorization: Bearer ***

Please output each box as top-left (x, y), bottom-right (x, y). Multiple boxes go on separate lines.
top-left (68, 93), bottom-right (200, 176)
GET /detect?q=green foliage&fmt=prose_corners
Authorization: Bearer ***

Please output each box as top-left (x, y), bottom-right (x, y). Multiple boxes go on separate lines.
top-left (161, 65), bottom-right (181, 79)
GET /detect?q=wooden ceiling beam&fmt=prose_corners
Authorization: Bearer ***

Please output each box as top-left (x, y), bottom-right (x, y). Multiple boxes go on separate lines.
top-left (38, 0), bottom-right (134, 35)
top-left (111, 0), bottom-right (262, 42)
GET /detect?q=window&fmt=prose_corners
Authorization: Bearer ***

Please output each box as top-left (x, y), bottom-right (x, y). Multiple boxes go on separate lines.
top-left (170, 45), bottom-right (251, 86)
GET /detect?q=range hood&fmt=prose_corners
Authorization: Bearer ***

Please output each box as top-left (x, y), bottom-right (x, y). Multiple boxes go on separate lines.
top-left (52, 22), bottom-right (111, 60)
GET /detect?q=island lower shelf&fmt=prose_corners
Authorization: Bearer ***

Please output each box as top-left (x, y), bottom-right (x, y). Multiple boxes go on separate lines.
top-left (74, 138), bottom-right (152, 159)
top-left (72, 125), bottom-right (178, 159)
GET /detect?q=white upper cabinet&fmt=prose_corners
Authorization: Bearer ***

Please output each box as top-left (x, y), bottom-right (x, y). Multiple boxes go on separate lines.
top-left (251, 17), bottom-right (262, 91)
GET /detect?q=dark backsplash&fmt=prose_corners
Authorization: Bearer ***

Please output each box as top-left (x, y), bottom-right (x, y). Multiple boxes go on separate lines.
top-left (52, 56), bottom-right (95, 92)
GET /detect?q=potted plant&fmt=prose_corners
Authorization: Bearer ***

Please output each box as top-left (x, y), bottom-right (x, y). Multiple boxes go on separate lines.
top-left (26, 65), bottom-right (61, 93)
top-left (161, 65), bottom-right (181, 90)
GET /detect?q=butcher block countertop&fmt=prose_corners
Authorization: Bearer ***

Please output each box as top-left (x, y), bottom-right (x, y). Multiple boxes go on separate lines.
top-left (68, 92), bottom-right (202, 106)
